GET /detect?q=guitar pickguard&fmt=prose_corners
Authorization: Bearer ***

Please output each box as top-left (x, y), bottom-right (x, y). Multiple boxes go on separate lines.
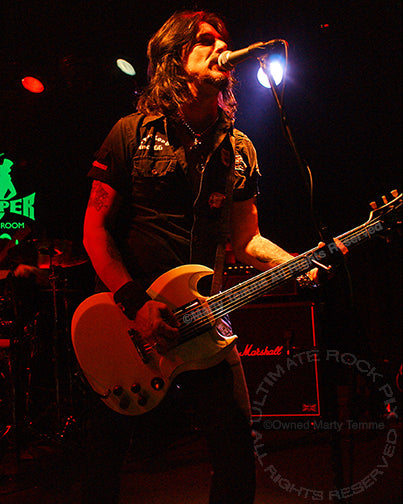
top-left (71, 265), bottom-right (237, 416)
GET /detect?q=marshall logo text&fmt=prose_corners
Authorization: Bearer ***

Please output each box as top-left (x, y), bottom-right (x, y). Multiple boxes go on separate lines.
top-left (239, 344), bottom-right (283, 357)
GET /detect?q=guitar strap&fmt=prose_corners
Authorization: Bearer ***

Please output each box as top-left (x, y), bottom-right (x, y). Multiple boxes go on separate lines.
top-left (210, 135), bottom-right (252, 421)
top-left (210, 135), bottom-right (236, 296)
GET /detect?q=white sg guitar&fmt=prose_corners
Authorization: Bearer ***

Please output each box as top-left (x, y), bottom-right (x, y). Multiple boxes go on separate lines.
top-left (71, 192), bottom-right (401, 415)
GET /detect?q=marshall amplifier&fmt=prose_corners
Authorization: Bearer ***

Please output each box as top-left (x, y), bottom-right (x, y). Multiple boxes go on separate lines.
top-left (230, 300), bottom-right (321, 418)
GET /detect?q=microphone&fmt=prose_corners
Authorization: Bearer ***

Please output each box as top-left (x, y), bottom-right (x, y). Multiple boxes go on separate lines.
top-left (217, 40), bottom-right (283, 70)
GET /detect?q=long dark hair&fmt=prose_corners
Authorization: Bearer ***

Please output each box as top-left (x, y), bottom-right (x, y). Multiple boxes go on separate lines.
top-left (136, 11), bottom-right (237, 118)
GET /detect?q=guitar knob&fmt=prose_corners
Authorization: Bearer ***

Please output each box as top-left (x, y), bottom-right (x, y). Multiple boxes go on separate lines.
top-left (137, 395), bottom-right (148, 406)
top-left (131, 383), bottom-right (141, 394)
top-left (391, 189), bottom-right (399, 198)
top-left (370, 201), bottom-right (378, 210)
top-left (151, 377), bottom-right (165, 390)
top-left (119, 395), bottom-right (130, 410)
top-left (113, 386), bottom-right (123, 396)
top-left (382, 195), bottom-right (388, 204)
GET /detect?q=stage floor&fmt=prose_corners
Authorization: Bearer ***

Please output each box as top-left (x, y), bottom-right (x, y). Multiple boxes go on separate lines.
top-left (1, 419), bottom-right (401, 504)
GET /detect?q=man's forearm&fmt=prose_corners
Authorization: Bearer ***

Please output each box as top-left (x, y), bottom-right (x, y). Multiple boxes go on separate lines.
top-left (83, 227), bottom-right (132, 293)
top-left (235, 234), bottom-right (294, 271)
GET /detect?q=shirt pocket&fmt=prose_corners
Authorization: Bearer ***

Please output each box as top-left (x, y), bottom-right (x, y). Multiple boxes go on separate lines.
top-left (132, 155), bottom-right (177, 178)
top-left (131, 155), bottom-right (182, 208)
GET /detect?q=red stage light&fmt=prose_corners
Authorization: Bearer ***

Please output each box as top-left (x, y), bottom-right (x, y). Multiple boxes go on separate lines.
top-left (21, 76), bottom-right (45, 93)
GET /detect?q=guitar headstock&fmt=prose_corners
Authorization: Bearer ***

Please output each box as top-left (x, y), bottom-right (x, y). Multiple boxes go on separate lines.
top-left (367, 190), bottom-right (402, 237)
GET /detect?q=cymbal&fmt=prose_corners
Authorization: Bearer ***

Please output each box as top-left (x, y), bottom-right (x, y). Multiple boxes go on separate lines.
top-left (40, 257), bottom-right (88, 268)
top-left (5, 239), bottom-right (88, 269)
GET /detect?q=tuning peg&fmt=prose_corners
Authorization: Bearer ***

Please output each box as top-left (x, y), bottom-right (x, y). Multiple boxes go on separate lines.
top-left (370, 201), bottom-right (378, 210)
top-left (382, 195), bottom-right (389, 204)
top-left (391, 189), bottom-right (399, 198)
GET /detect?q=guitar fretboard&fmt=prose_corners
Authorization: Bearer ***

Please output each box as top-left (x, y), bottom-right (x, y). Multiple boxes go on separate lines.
top-left (177, 214), bottom-right (389, 342)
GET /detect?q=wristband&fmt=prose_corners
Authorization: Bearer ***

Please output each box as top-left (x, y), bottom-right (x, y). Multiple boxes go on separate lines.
top-left (113, 280), bottom-right (149, 320)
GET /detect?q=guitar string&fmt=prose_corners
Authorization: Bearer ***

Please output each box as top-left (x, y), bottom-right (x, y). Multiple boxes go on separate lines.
top-left (177, 224), bottom-right (380, 339)
top-left (174, 270), bottom-right (294, 341)
top-left (178, 262), bottom-right (310, 338)
top-left (178, 205), bottom-right (397, 340)
top-left (176, 202), bottom-right (401, 340)
top-left (208, 222), bottom-right (374, 310)
top-left (177, 258), bottom-right (307, 340)
top-left (176, 220), bottom-right (384, 340)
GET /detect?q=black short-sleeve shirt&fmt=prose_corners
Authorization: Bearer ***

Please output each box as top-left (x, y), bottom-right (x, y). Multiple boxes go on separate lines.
top-left (88, 111), bottom-right (260, 285)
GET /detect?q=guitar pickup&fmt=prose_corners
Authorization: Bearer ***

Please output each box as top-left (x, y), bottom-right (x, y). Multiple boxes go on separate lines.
top-left (128, 329), bottom-right (150, 363)
top-left (175, 299), bottom-right (214, 337)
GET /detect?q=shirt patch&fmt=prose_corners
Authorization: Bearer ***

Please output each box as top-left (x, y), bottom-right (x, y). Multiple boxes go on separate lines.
top-left (93, 160), bottom-right (108, 170)
top-left (138, 133), bottom-right (170, 151)
top-left (234, 154), bottom-right (247, 173)
top-left (208, 192), bottom-right (226, 209)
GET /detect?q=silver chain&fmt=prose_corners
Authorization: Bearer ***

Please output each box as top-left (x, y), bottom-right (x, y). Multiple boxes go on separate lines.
top-left (179, 115), bottom-right (217, 149)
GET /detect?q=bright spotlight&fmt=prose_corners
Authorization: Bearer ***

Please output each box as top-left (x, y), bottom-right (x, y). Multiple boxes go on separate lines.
top-left (116, 58), bottom-right (136, 76)
top-left (21, 76), bottom-right (45, 93)
top-left (257, 60), bottom-right (284, 88)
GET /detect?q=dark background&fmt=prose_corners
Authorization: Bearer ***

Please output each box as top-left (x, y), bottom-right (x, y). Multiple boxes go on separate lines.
top-left (1, 1), bottom-right (401, 373)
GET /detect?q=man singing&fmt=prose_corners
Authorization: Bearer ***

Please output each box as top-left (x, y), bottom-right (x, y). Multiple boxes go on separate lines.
top-left (81, 10), bottom-right (308, 504)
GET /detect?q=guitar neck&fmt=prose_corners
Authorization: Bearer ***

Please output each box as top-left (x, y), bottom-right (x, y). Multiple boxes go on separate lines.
top-left (206, 215), bottom-right (384, 321)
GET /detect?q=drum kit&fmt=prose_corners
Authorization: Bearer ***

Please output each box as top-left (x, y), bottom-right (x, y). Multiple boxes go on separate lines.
top-left (0, 237), bottom-right (91, 457)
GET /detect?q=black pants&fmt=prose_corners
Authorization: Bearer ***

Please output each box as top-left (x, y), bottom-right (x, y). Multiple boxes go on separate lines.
top-left (80, 360), bottom-right (256, 504)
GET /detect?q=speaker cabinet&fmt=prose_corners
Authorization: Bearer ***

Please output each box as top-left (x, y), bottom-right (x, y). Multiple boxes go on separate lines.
top-left (230, 300), bottom-right (321, 418)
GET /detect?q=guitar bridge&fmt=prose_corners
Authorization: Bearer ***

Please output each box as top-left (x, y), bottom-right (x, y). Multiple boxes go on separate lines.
top-left (128, 329), bottom-right (150, 363)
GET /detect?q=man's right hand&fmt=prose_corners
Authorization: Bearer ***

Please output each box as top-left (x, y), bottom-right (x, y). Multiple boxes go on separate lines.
top-left (132, 300), bottom-right (180, 354)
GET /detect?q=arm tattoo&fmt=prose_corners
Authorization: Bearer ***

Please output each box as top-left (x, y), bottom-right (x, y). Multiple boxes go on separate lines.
top-left (249, 236), bottom-right (292, 268)
top-left (248, 242), bottom-right (272, 264)
top-left (88, 180), bottom-right (110, 212)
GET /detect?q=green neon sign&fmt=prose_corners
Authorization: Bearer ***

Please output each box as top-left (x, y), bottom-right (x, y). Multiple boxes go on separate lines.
top-left (0, 154), bottom-right (36, 222)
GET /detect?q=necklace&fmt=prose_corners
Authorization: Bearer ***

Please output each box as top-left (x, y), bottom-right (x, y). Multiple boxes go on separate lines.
top-left (179, 114), bottom-right (217, 149)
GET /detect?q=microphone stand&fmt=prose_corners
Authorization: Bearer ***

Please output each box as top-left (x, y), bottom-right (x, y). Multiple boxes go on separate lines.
top-left (258, 57), bottom-right (325, 242)
top-left (44, 246), bottom-right (62, 429)
top-left (259, 57), bottom-right (353, 503)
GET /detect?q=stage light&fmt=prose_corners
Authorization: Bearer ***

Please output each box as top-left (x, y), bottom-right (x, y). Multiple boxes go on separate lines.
top-left (257, 60), bottom-right (284, 88)
top-left (116, 58), bottom-right (136, 76)
top-left (21, 76), bottom-right (45, 93)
